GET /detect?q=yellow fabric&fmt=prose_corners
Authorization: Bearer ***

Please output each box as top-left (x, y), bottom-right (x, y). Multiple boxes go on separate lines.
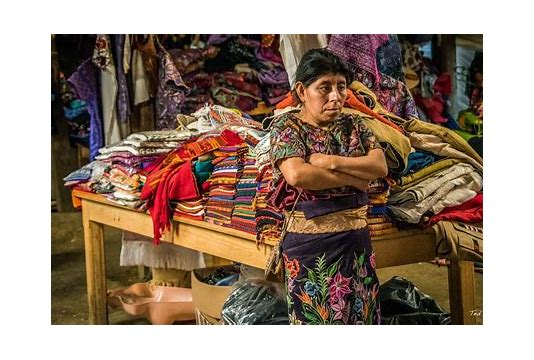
top-left (394, 158), bottom-right (462, 190)
top-left (403, 119), bottom-right (483, 166)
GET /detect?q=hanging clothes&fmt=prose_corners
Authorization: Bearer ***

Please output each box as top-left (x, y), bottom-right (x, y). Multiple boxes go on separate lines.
top-left (112, 34), bottom-right (131, 128)
top-left (278, 34), bottom-right (328, 87)
top-left (328, 34), bottom-right (418, 120)
top-left (67, 59), bottom-right (104, 161)
top-left (92, 34), bottom-right (123, 145)
top-left (156, 48), bottom-right (190, 130)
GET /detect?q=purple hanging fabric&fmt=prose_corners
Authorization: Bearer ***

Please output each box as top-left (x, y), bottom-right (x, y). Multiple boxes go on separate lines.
top-left (112, 34), bottom-right (131, 125)
top-left (156, 49), bottom-right (190, 130)
top-left (68, 59), bottom-right (104, 161)
top-left (327, 34), bottom-right (389, 86)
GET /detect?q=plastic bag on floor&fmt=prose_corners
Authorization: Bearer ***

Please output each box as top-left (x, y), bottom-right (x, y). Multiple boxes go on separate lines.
top-left (379, 276), bottom-right (451, 325)
top-left (221, 279), bottom-right (289, 325)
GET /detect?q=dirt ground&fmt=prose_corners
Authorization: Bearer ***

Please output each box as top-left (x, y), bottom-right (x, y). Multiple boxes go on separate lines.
top-left (51, 211), bottom-right (150, 324)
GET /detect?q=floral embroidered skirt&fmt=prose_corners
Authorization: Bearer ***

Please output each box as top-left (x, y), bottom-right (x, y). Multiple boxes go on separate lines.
top-left (281, 227), bottom-right (381, 325)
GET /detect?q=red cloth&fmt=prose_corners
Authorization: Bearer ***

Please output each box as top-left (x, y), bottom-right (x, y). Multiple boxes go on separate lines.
top-left (424, 193), bottom-right (483, 227)
top-left (414, 72), bottom-right (451, 124)
top-left (167, 160), bottom-right (200, 201)
top-left (141, 130), bottom-right (244, 244)
top-left (415, 94), bottom-right (447, 123)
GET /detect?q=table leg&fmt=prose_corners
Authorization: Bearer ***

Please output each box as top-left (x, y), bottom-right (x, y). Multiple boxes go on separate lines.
top-left (82, 202), bottom-right (108, 324)
top-left (448, 260), bottom-right (476, 325)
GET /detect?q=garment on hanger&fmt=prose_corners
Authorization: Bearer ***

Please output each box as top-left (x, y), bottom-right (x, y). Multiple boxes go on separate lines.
top-left (112, 35), bottom-right (131, 129)
top-left (156, 48), bottom-right (190, 130)
top-left (92, 34), bottom-right (123, 145)
top-left (68, 59), bottom-right (104, 160)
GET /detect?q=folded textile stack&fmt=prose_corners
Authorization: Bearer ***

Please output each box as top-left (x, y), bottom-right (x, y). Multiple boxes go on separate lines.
top-left (254, 166), bottom-right (284, 245)
top-left (230, 155), bottom-right (259, 234)
top-left (388, 162), bottom-right (482, 224)
top-left (204, 144), bottom-right (248, 227)
top-left (367, 178), bottom-right (399, 237)
top-left (171, 196), bottom-right (207, 221)
top-left (63, 160), bottom-right (111, 192)
top-left (92, 130), bottom-right (196, 209)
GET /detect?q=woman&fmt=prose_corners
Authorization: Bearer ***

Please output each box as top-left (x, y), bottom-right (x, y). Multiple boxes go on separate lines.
top-left (267, 48), bottom-right (388, 324)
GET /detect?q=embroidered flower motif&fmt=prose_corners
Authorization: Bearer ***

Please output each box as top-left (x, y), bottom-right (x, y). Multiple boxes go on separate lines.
top-left (370, 252), bottom-right (376, 270)
top-left (359, 263), bottom-right (368, 278)
top-left (317, 304), bottom-right (329, 321)
top-left (328, 272), bottom-right (352, 302)
top-left (296, 291), bottom-right (313, 306)
top-left (331, 297), bottom-right (348, 321)
top-left (304, 281), bottom-right (319, 298)
top-left (353, 297), bottom-right (364, 315)
top-left (283, 254), bottom-right (300, 279)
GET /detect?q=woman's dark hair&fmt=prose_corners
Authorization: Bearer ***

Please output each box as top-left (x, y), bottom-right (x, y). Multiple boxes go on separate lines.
top-left (292, 48), bottom-right (353, 103)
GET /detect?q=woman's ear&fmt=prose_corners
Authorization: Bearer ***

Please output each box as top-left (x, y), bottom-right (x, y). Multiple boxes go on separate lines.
top-left (295, 82), bottom-right (306, 103)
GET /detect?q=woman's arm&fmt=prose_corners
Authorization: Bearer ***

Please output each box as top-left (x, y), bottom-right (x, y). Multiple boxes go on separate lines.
top-left (308, 148), bottom-right (388, 180)
top-left (278, 157), bottom-right (370, 191)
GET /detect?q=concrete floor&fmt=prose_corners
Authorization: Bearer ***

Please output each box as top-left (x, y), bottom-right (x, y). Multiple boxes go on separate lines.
top-left (51, 211), bottom-right (483, 325)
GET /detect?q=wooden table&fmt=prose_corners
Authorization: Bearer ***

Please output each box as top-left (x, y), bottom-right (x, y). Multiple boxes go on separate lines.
top-left (71, 189), bottom-right (477, 325)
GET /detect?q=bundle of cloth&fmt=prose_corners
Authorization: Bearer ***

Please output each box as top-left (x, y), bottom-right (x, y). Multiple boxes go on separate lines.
top-left (387, 119), bottom-right (483, 227)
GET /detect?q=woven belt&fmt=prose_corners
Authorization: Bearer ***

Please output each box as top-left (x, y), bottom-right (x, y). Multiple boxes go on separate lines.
top-left (284, 206), bottom-right (368, 234)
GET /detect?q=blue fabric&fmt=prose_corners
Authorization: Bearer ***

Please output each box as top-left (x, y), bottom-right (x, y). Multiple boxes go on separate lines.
top-left (401, 150), bottom-right (438, 176)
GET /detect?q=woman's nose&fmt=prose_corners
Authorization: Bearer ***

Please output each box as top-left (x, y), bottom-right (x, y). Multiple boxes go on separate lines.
top-left (329, 89), bottom-right (341, 102)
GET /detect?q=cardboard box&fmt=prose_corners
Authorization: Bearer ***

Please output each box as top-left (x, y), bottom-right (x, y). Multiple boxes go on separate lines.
top-left (194, 309), bottom-right (222, 325)
top-left (191, 265), bottom-right (237, 320)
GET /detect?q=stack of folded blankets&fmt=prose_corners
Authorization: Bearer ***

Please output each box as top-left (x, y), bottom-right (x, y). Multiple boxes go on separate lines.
top-left (366, 178), bottom-right (399, 237)
top-left (204, 144), bottom-right (248, 227)
top-left (229, 155), bottom-right (259, 234)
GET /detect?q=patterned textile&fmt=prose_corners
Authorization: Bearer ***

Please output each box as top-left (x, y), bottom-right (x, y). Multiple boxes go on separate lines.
top-left (328, 35), bottom-right (418, 120)
top-left (376, 35), bottom-right (404, 81)
top-left (92, 34), bottom-right (113, 70)
top-left (156, 49), bottom-right (190, 130)
top-left (141, 130), bottom-right (243, 243)
top-left (112, 34), bottom-right (131, 124)
top-left (68, 59), bottom-right (104, 160)
top-left (327, 34), bottom-right (389, 87)
top-left (267, 112), bottom-right (379, 210)
top-left (281, 198), bottom-right (380, 325)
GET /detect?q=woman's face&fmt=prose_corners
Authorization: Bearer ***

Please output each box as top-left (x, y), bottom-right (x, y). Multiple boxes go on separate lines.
top-left (297, 73), bottom-right (348, 127)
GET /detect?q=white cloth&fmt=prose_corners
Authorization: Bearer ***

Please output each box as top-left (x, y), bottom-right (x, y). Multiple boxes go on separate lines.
top-left (132, 49), bottom-right (150, 105)
top-left (279, 34), bottom-right (328, 87)
top-left (120, 231), bottom-right (206, 270)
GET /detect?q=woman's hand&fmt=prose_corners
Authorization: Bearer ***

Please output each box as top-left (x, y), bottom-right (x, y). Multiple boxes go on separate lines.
top-left (346, 175), bottom-right (370, 191)
top-left (308, 153), bottom-right (334, 170)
